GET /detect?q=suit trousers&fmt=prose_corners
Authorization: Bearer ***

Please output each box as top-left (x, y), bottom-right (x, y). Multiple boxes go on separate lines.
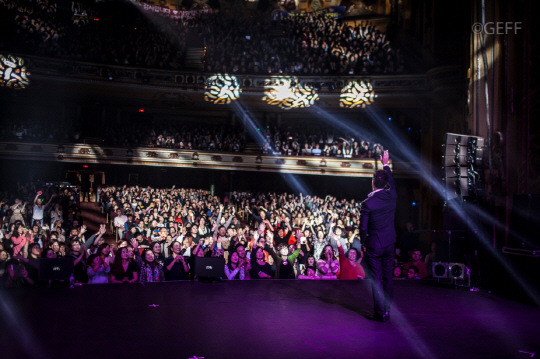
top-left (365, 243), bottom-right (394, 316)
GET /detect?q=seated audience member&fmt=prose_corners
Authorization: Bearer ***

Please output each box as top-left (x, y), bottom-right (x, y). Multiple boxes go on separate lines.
top-left (150, 241), bottom-right (166, 266)
top-left (87, 253), bottom-right (111, 284)
top-left (406, 266), bottom-right (420, 280)
top-left (163, 241), bottom-right (189, 281)
top-left (393, 265), bottom-right (404, 280)
top-left (317, 245), bottom-right (339, 280)
top-left (2, 258), bottom-right (34, 288)
top-left (110, 247), bottom-right (139, 283)
top-left (250, 246), bottom-right (272, 279)
top-left (137, 249), bottom-right (165, 282)
top-left (403, 249), bottom-right (428, 279)
top-left (335, 238), bottom-right (365, 280)
top-left (225, 250), bottom-right (248, 280)
top-left (298, 256), bottom-right (320, 280)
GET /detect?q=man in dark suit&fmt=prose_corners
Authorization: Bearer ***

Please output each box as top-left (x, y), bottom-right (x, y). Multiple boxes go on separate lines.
top-left (360, 150), bottom-right (397, 322)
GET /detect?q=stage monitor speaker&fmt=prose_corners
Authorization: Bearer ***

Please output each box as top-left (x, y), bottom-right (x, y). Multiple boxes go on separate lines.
top-left (449, 263), bottom-right (468, 280)
top-left (433, 262), bottom-right (448, 278)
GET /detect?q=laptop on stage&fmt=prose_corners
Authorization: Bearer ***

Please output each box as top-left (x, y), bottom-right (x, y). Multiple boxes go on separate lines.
top-left (194, 257), bottom-right (225, 280)
top-left (39, 258), bottom-right (74, 281)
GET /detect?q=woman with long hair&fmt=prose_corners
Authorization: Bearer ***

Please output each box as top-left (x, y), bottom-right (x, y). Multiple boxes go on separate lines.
top-left (110, 247), bottom-right (138, 283)
top-left (150, 241), bottom-right (165, 266)
top-left (317, 244), bottom-right (339, 280)
top-left (224, 250), bottom-right (247, 280)
top-left (250, 246), bottom-right (272, 279)
top-left (9, 199), bottom-right (26, 225)
top-left (137, 249), bottom-right (165, 282)
top-left (298, 255), bottom-right (321, 280)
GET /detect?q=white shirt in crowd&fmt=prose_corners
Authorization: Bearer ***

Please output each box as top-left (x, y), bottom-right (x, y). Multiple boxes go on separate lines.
top-left (114, 214), bottom-right (128, 228)
top-left (33, 205), bottom-right (44, 220)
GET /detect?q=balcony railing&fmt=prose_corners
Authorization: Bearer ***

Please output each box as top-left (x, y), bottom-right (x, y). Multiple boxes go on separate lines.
top-left (21, 55), bottom-right (461, 93)
top-left (0, 141), bottom-right (420, 178)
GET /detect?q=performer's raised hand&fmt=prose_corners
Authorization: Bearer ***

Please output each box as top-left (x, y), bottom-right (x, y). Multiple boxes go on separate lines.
top-left (380, 150), bottom-right (389, 166)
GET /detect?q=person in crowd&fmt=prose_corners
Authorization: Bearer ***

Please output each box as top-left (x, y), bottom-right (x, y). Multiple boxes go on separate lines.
top-left (393, 265), bottom-right (404, 280)
top-left (298, 255), bottom-right (320, 280)
top-left (110, 247), bottom-right (139, 283)
top-left (224, 250), bottom-right (248, 280)
top-left (0, 250), bottom-right (10, 276)
top-left (317, 244), bottom-right (339, 280)
top-left (403, 249), bottom-right (428, 279)
top-left (250, 246), bottom-right (272, 279)
top-left (10, 200), bottom-right (26, 225)
top-left (163, 241), bottom-right (189, 281)
top-left (68, 240), bottom-right (88, 283)
top-left (150, 241), bottom-right (166, 266)
top-left (406, 266), bottom-right (420, 280)
top-left (266, 237), bottom-right (302, 279)
top-left (137, 249), bottom-right (165, 282)
top-left (87, 253), bottom-right (111, 284)
top-left (334, 237), bottom-right (365, 280)
top-left (2, 258), bottom-right (34, 288)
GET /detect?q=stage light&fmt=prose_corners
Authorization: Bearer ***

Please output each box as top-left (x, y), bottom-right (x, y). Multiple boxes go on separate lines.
top-left (204, 74), bottom-right (241, 104)
top-left (263, 76), bottom-right (318, 110)
top-left (340, 80), bottom-right (376, 108)
top-left (433, 262), bottom-right (448, 278)
top-left (408, 127), bottom-right (411, 131)
top-left (83, 165), bottom-right (89, 168)
top-left (412, 202), bottom-right (417, 206)
top-left (139, 109), bottom-right (145, 113)
top-left (0, 54), bottom-right (30, 89)
top-left (389, 117), bottom-right (392, 121)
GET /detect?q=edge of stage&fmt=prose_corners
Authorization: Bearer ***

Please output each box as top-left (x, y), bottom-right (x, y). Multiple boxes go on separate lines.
top-left (1, 280), bottom-right (539, 359)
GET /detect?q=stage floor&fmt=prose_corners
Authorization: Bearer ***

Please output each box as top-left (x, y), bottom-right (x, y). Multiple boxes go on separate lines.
top-left (1, 280), bottom-right (539, 359)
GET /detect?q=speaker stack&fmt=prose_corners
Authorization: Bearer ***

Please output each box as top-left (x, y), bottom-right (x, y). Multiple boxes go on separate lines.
top-left (442, 133), bottom-right (485, 201)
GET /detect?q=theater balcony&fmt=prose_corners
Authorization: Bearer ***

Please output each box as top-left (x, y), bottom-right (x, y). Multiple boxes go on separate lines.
top-left (0, 141), bottom-right (422, 178)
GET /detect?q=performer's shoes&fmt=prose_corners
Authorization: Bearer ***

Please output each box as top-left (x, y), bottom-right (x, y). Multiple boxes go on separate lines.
top-left (367, 313), bottom-right (387, 322)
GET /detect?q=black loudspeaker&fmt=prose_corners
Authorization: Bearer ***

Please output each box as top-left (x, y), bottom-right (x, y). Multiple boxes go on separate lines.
top-left (509, 194), bottom-right (540, 249)
top-left (442, 133), bottom-right (485, 200)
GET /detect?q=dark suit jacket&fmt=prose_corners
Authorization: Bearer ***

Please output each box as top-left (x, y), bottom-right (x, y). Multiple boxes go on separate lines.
top-left (360, 165), bottom-right (398, 249)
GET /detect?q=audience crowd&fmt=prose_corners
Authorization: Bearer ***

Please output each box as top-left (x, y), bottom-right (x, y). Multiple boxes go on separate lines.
top-left (202, 14), bottom-right (402, 75)
top-left (0, 120), bottom-right (78, 142)
top-left (1, 0), bottom-right (402, 74)
top-left (260, 124), bottom-right (384, 158)
top-left (0, 118), bottom-right (386, 158)
top-left (2, 0), bottom-right (187, 68)
top-left (102, 121), bottom-right (246, 152)
top-left (1, 182), bottom-right (428, 287)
